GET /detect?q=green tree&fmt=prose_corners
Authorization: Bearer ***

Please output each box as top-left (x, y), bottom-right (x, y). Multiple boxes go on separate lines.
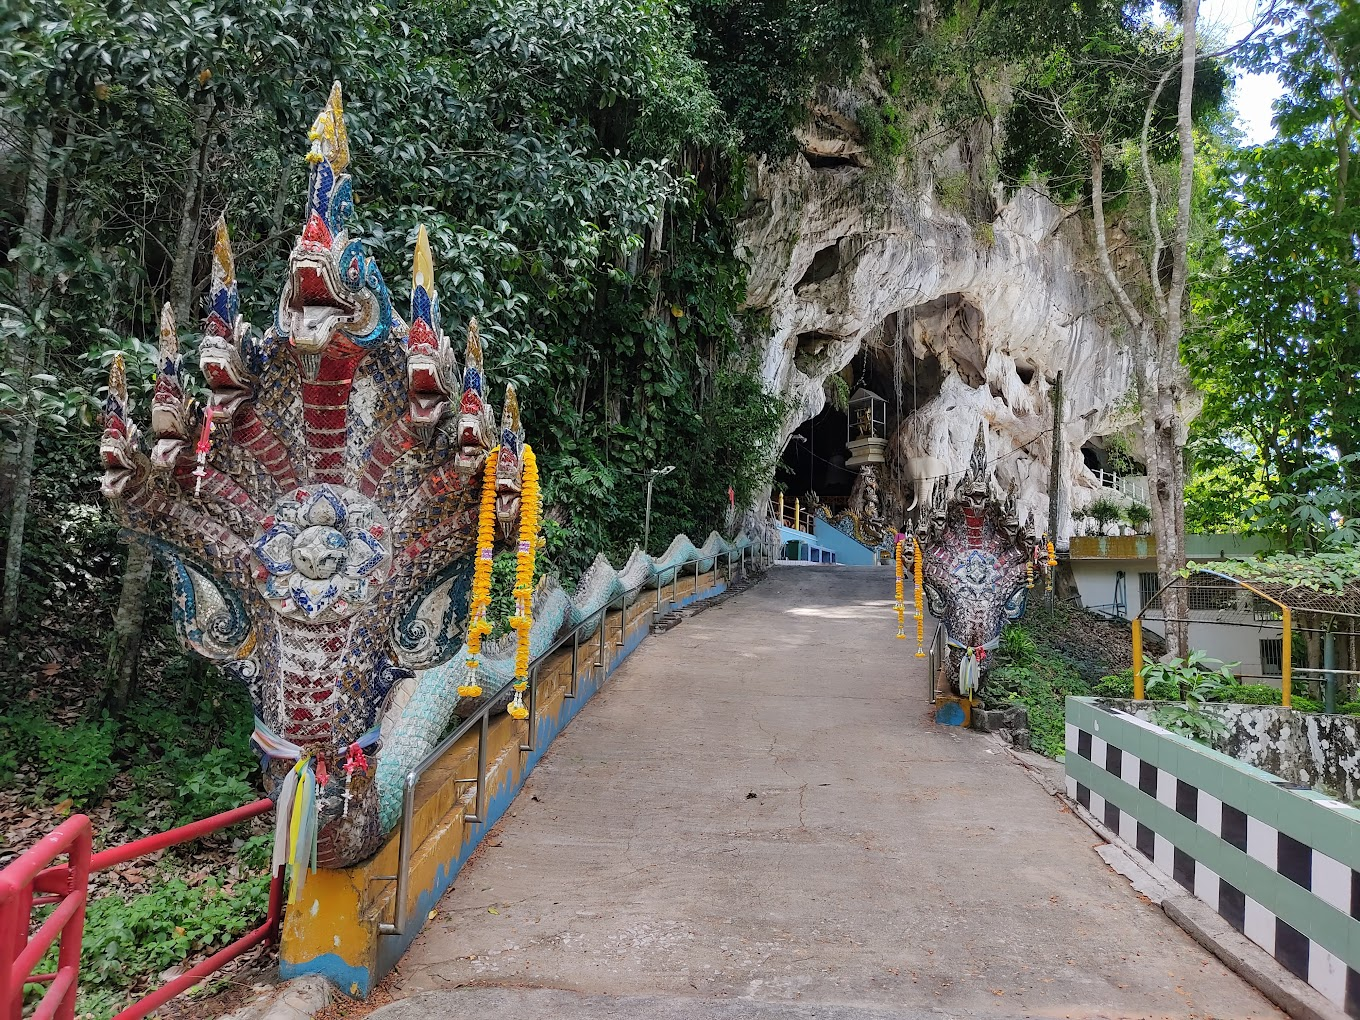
top-left (1186, 0), bottom-right (1360, 544)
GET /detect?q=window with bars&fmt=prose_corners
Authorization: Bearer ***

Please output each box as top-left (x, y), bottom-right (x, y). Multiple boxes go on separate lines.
top-left (1187, 581), bottom-right (1238, 612)
top-left (1139, 571), bottom-right (1161, 612)
top-left (1260, 638), bottom-right (1283, 676)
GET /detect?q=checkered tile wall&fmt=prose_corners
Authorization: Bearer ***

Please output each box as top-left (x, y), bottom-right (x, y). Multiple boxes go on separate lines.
top-left (1064, 698), bottom-right (1360, 1017)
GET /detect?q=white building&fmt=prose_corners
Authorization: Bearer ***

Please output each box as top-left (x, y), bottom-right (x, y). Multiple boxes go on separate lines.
top-left (1067, 534), bottom-right (1284, 685)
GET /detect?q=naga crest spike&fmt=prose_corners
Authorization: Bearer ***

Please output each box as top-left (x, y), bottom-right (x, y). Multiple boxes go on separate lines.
top-left (206, 217), bottom-right (239, 341)
top-left (964, 422), bottom-right (989, 496)
top-left (308, 81), bottom-right (349, 174)
top-left (406, 224), bottom-right (457, 429)
top-left (106, 352), bottom-right (128, 420)
top-left (151, 302), bottom-right (194, 469)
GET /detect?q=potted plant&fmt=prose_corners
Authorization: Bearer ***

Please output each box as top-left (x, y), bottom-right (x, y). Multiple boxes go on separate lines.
top-left (1086, 495), bottom-right (1123, 536)
top-left (1126, 502), bottom-right (1152, 534)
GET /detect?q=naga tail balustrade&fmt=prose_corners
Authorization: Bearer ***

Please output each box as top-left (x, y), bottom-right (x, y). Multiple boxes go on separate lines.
top-left (99, 82), bottom-right (528, 874)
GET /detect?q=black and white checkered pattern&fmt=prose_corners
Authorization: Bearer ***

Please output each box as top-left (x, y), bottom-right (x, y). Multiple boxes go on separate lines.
top-left (1066, 721), bottom-right (1360, 1017)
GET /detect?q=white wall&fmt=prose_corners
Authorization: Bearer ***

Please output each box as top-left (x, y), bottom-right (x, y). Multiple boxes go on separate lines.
top-left (1069, 559), bottom-right (1283, 687)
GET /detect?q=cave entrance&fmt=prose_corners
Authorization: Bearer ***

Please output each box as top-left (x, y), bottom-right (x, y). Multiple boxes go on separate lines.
top-left (777, 310), bottom-right (957, 519)
top-left (775, 404), bottom-right (855, 516)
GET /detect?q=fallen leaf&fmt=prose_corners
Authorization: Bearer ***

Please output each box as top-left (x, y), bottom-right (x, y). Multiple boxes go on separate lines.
top-left (488, 907), bottom-right (499, 915)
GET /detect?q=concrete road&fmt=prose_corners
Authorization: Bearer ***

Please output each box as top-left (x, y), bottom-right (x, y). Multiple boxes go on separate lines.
top-left (370, 566), bottom-right (1279, 1020)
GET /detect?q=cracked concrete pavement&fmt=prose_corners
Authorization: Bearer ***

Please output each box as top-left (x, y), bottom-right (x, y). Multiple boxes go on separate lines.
top-left (369, 566), bottom-right (1281, 1020)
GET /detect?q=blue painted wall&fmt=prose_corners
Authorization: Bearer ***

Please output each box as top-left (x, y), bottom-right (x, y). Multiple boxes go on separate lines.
top-left (812, 517), bottom-right (878, 566)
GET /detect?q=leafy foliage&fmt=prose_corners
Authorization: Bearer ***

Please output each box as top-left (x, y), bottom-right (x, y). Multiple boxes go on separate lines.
top-left (988, 651), bottom-right (1091, 759)
top-left (1186, 1), bottom-right (1360, 540)
top-left (26, 835), bottom-right (273, 1020)
top-left (1191, 546), bottom-right (1360, 595)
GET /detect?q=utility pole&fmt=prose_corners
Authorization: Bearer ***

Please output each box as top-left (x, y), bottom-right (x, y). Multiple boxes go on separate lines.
top-left (643, 465), bottom-right (674, 553)
top-left (1047, 370), bottom-right (1064, 606)
top-left (1047, 371), bottom-right (1064, 543)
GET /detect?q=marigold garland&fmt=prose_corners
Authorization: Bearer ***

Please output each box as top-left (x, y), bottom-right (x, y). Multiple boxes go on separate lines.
top-left (1045, 538), bottom-right (1057, 592)
top-left (913, 536), bottom-right (925, 657)
top-left (458, 447), bottom-right (500, 699)
top-left (507, 445), bottom-right (540, 722)
top-left (893, 538), bottom-right (906, 639)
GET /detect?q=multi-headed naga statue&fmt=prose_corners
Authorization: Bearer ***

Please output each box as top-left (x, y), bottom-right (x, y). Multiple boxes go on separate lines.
top-left (917, 425), bottom-right (1040, 698)
top-left (99, 84), bottom-right (528, 867)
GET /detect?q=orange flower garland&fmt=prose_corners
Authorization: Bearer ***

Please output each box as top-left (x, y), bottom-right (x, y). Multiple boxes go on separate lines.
top-left (894, 538), bottom-right (906, 639)
top-left (507, 445), bottom-right (540, 722)
top-left (458, 448), bottom-right (500, 699)
top-left (1045, 538), bottom-right (1057, 592)
top-left (913, 536), bottom-right (925, 657)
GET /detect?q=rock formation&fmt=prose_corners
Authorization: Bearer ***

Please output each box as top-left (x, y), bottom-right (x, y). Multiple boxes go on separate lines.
top-left (740, 94), bottom-right (1138, 537)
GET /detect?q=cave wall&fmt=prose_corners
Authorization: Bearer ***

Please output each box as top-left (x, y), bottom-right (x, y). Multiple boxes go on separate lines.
top-left (738, 96), bottom-right (1137, 538)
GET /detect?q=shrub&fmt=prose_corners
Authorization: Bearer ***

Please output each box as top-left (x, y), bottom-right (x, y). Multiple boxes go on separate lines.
top-left (1217, 684), bottom-right (1282, 705)
top-left (998, 624), bottom-right (1037, 664)
top-left (1126, 502), bottom-right (1152, 529)
top-left (1086, 495), bottom-right (1124, 530)
top-left (35, 716), bottom-right (119, 807)
top-left (1091, 668), bottom-right (1178, 700)
top-left (1092, 670), bottom-right (1134, 698)
top-left (1339, 701), bottom-right (1360, 715)
top-left (988, 652), bottom-right (1090, 758)
top-left (1293, 696), bottom-right (1324, 713)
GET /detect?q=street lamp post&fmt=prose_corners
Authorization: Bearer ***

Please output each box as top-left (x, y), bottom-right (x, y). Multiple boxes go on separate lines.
top-left (643, 465), bottom-right (675, 553)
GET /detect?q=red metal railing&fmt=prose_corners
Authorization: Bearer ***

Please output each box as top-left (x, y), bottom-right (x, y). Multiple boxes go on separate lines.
top-left (0, 815), bottom-right (91, 1020)
top-left (2, 799), bottom-right (281, 1020)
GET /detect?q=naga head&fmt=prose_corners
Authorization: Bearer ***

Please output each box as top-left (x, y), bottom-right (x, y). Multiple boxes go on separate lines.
top-left (406, 225), bottom-right (457, 429)
top-left (276, 83), bottom-right (393, 364)
top-left (454, 318), bottom-right (495, 473)
top-left (919, 424), bottom-right (1033, 696)
top-left (494, 385), bottom-right (525, 540)
top-left (99, 355), bottom-right (145, 498)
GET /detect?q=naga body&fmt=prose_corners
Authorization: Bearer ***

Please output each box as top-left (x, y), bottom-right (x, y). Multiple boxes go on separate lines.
top-left (100, 84), bottom-right (528, 867)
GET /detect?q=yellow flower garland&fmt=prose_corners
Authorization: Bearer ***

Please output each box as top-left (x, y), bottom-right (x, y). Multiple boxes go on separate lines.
top-left (1046, 539), bottom-right (1057, 593)
top-left (507, 445), bottom-right (540, 721)
top-left (893, 538), bottom-right (906, 639)
top-left (458, 447), bottom-right (500, 699)
top-left (913, 536), bottom-right (925, 657)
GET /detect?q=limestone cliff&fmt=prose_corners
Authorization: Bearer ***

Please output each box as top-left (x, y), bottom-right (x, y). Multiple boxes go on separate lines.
top-left (739, 96), bottom-right (1138, 538)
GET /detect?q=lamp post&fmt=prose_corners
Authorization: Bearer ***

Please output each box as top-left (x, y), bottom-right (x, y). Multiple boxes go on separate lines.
top-left (643, 465), bottom-right (674, 553)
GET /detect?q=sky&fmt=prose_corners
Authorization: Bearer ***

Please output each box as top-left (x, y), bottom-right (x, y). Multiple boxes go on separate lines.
top-left (1197, 0), bottom-right (1285, 144)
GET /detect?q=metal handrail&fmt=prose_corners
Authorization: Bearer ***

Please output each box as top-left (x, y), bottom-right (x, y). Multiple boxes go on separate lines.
top-left (925, 621), bottom-right (945, 703)
top-left (378, 541), bottom-right (759, 938)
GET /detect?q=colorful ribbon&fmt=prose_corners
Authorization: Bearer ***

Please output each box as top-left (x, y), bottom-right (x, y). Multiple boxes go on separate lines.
top-left (252, 719), bottom-right (381, 905)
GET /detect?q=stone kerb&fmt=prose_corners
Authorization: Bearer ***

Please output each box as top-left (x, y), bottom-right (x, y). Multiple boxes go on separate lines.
top-left (278, 565), bottom-right (731, 997)
top-left (1064, 696), bottom-right (1360, 1017)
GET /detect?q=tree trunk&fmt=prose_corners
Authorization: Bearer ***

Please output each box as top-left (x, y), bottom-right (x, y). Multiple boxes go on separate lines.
top-left (104, 540), bottom-right (154, 716)
top-left (169, 98), bottom-right (216, 326)
top-left (0, 344), bottom-right (46, 631)
top-left (1, 126), bottom-right (54, 631)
